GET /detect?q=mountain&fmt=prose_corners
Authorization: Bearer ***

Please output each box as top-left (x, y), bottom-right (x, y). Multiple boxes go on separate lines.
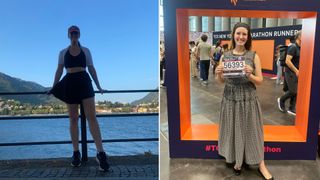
top-left (131, 91), bottom-right (159, 106)
top-left (0, 72), bottom-right (59, 105)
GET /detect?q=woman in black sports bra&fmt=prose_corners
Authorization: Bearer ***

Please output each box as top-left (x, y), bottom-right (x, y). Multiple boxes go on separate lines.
top-left (49, 26), bottom-right (109, 171)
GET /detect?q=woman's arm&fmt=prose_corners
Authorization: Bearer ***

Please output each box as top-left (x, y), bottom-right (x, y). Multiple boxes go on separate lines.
top-left (84, 47), bottom-right (104, 94)
top-left (52, 64), bottom-right (64, 87)
top-left (215, 55), bottom-right (225, 83)
top-left (52, 51), bottom-right (65, 87)
top-left (246, 54), bottom-right (263, 85)
top-left (210, 46), bottom-right (215, 59)
top-left (88, 65), bottom-right (103, 94)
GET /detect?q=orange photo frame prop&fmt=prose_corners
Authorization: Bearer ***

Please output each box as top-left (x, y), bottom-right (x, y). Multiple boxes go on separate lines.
top-left (176, 9), bottom-right (316, 142)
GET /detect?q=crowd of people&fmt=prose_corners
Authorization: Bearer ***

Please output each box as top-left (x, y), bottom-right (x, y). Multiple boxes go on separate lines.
top-left (188, 36), bottom-right (229, 86)
top-left (160, 35), bottom-right (230, 88)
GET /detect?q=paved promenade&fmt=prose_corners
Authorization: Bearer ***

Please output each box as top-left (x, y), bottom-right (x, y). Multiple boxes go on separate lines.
top-left (0, 155), bottom-right (158, 180)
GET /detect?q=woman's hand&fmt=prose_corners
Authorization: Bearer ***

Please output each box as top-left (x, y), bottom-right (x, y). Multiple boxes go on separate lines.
top-left (46, 85), bottom-right (56, 95)
top-left (215, 64), bottom-right (224, 75)
top-left (215, 63), bottom-right (225, 83)
top-left (244, 65), bottom-right (253, 77)
top-left (97, 86), bottom-right (104, 95)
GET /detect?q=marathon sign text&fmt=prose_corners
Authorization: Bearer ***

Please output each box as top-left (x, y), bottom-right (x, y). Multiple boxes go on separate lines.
top-left (213, 25), bottom-right (302, 41)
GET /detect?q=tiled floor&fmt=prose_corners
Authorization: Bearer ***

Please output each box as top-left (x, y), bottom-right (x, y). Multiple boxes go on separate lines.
top-left (0, 155), bottom-right (158, 180)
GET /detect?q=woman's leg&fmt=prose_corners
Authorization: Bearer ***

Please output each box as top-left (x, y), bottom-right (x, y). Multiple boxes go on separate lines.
top-left (67, 104), bottom-right (80, 151)
top-left (82, 97), bottom-right (104, 152)
top-left (259, 160), bottom-right (273, 179)
top-left (82, 97), bottom-right (109, 171)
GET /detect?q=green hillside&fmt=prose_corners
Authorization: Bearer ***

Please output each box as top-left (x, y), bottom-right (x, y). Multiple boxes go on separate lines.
top-left (0, 72), bottom-right (60, 105)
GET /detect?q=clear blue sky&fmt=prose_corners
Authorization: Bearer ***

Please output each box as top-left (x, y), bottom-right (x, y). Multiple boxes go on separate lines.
top-left (0, 0), bottom-right (158, 103)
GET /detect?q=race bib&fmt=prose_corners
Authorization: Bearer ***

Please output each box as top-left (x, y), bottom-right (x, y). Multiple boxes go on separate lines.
top-left (223, 56), bottom-right (246, 78)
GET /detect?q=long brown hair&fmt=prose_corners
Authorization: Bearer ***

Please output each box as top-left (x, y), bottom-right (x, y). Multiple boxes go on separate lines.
top-left (230, 22), bottom-right (252, 50)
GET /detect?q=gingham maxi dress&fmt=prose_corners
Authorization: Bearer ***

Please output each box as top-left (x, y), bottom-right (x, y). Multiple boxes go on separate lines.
top-left (218, 50), bottom-right (264, 168)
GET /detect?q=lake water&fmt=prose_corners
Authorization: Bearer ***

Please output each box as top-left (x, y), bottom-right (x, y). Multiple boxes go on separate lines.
top-left (0, 116), bottom-right (158, 160)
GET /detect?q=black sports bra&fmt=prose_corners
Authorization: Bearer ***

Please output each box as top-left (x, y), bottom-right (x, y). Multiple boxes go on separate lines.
top-left (64, 49), bottom-right (86, 68)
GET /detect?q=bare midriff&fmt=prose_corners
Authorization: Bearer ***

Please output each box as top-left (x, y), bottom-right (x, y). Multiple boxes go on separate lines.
top-left (66, 67), bottom-right (86, 73)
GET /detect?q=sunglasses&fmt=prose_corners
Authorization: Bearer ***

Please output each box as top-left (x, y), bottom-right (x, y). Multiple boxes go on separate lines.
top-left (70, 31), bottom-right (79, 36)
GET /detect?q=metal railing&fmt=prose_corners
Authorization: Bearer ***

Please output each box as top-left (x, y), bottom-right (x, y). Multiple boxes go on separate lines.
top-left (0, 89), bottom-right (159, 161)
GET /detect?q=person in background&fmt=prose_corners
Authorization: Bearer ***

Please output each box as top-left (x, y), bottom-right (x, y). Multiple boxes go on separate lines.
top-left (212, 40), bottom-right (222, 73)
top-left (189, 41), bottom-right (198, 78)
top-left (275, 45), bottom-right (283, 85)
top-left (197, 34), bottom-right (213, 86)
top-left (278, 31), bottom-right (301, 116)
top-left (195, 41), bottom-right (200, 76)
top-left (160, 41), bottom-right (166, 87)
top-left (282, 35), bottom-right (296, 92)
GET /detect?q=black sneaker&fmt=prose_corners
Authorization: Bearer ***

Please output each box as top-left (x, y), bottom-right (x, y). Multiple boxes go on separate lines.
top-left (277, 98), bottom-right (286, 112)
top-left (71, 151), bottom-right (81, 167)
top-left (96, 151), bottom-right (110, 171)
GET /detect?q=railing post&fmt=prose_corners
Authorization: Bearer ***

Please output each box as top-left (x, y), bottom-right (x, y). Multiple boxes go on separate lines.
top-left (80, 103), bottom-right (88, 161)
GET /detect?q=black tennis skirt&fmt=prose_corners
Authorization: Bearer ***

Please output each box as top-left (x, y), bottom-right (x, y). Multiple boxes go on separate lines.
top-left (49, 71), bottom-right (95, 104)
